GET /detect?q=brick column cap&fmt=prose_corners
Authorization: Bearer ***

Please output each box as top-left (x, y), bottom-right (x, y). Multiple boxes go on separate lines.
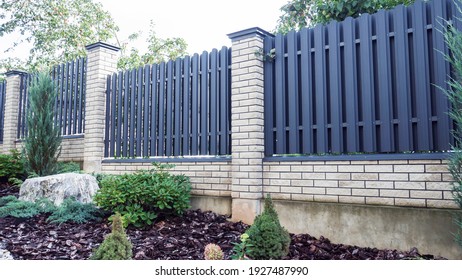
top-left (85, 42), bottom-right (120, 52)
top-left (5, 70), bottom-right (27, 77)
top-left (227, 27), bottom-right (274, 42)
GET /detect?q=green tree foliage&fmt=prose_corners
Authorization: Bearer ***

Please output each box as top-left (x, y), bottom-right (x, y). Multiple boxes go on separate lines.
top-left (117, 21), bottom-right (188, 70)
top-left (275, 0), bottom-right (416, 33)
top-left (0, 0), bottom-right (118, 71)
top-left (91, 213), bottom-right (133, 260)
top-left (245, 195), bottom-right (291, 260)
top-left (442, 5), bottom-right (462, 247)
top-left (23, 72), bottom-right (62, 177)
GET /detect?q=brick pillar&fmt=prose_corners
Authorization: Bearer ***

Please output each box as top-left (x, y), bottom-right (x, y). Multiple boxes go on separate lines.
top-left (227, 28), bottom-right (273, 224)
top-left (2, 70), bottom-right (26, 154)
top-left (83, 42), bottom-right (119, 172)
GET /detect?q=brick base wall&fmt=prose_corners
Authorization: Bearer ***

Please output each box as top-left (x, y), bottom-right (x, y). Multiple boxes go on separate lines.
top-left (101, 161), bottom-right (232, 197)
top-left (263, 159), bottom-right (457, 209)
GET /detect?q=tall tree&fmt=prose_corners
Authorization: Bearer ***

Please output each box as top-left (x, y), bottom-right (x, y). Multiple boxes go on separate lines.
top-left (117, 21), bottom-right (188, 70)
top-left (275, 0), bottom-right (416, 33)
top-left (0, 0), bottom-right (119, 71)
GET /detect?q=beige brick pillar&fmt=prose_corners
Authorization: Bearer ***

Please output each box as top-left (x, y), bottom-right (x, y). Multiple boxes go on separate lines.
top-left (83, 42), bottom-right (119, 172)
top-left (2, 71), bottom-right (26, 154)
top-left (227, 28), bottom-right (273, 224)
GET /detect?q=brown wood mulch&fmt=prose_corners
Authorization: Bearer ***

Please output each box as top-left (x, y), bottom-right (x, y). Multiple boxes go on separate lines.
top-left (0, 185), bottom-right (444, 260)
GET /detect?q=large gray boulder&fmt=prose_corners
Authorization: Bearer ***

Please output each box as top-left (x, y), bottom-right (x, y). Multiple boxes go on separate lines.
top-left (19, 173), bottom-right (100, 206)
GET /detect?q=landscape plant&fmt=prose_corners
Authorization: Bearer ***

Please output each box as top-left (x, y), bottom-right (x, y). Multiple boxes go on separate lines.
top-left (94, 163), bottom-right (191, 228)
top-left (90, 213), bottom-right (133, 260)
top-left (23, 72), bottom-right (62, 177)
top-left (242, 195), bottom-right (291, 260)
top-left (443, 2), bottom-right (462, 247)
top-left (204, 243), bottom-right (224, 260)
top-left (0, 149), bottom-right (27, 184)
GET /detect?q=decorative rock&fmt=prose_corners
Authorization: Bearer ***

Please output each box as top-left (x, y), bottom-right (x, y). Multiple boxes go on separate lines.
top-left (19, 173), bottom-right (99, 206)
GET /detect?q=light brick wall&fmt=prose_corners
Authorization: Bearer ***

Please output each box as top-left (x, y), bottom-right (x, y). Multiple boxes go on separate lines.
top-left (59, 137), bottom-right (85, 162)
top-left (2, 72), bottom-right (23, 154)
top-left (101, 161), bottom-right (232, 197)
top-left (83, 43), bottom-right (119, 172)
top-left (263, 159), bottom-right (457, 209)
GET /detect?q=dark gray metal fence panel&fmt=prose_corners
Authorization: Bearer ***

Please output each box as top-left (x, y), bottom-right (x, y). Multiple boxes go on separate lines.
top-left (122, 70), bottom-right (129, 157)
top-left (143, 65), bottom-right (150, 158)
top-left (191, 54), bottom-right (199, 155)
top-left (376, 10), bottom-right (394, 152)
top-left (359, 14), bottom-right (376, 152)
top-left (183, 56), bottom-right (191, 155)
top-left (200, 51), bottom-right (209, 155)
top-left (166, 61), bottom-right (174, 156)
top-left (328, 21), bottom-right (343, 154)
top-left (287, 30), bottom-right (300, 154)
top-left (150, 64), bottom-right (159, 156)
top-left (300, 28), bottom-right (314, 154)
top-left (264, 36), bottom-right (275, 157)
top-left (219, 47), bottom-right (229, 155)
top-left (314, 24), bottom-right (328, 153)
top-left (158, 63), bottom-right (166, 156)
top-left (116, 72), bottom-right (123, 157)
top-left (274, 35), bottom-right (286, 154)
top-left (174, 58), bottom-right (182, 156)
top-left (433, 0), bottom-right (452, 150)
top-left (210, 49), bottom-right (218, 156)
top-left (264, 0), bottom-right (456, 157)
top-left (136, 67), bottom-right (143, 157)
top-left (0, 81), bottom-right (5, 143)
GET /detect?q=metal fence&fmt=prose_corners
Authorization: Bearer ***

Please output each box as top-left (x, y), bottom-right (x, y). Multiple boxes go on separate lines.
top-left (104, 47), bottom-right (231, 158)
top-left (264, 0), bottom-right (458, 157)
top-left (0, 81), bottom-right (5, 143)
top-left (17, 58), bottom-right (87, 139)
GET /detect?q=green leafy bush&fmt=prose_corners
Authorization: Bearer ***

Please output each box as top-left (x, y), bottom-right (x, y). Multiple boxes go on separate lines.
top-left (94, 163), bottom-right (191, 228)
top-left (0, 149), bottom-right (27, 184)
top-left (46, 197), bottom-right (105, 224)
top-left (91, 213), bottom-right (133, 260)
top-left (0, 197), bottom-right (56, 219)
top-left (244, 195), bottom-right (291, 260)
top-left (57, 161), bottom-right (82, 174)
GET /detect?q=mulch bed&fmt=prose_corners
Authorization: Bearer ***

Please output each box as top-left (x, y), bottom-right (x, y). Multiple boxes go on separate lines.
top-left (0, 185), bottom-right (445, 260)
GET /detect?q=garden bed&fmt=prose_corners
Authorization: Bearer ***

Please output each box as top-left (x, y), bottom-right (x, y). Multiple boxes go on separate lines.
top-left (0, 185), bottom-right (445, 260)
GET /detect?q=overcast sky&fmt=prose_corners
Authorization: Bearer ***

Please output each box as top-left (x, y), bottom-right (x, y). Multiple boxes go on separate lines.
top-left (0, 0), bottom-right (288, 61)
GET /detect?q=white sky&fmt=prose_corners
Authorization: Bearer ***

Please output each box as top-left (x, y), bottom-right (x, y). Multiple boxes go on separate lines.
top-left (0, 0), bottom-right (289, 61)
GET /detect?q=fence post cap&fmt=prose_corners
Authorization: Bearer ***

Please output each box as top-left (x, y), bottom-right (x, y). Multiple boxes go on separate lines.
top-left (85, 42), bottom-right (120, 52)
top-left (227, 27), bottom-right (274, 42)
top-left (5, 70), bottom-right (28, 77)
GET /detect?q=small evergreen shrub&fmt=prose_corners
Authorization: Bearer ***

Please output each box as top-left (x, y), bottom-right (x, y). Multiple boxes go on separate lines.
top-left (23, 72), bottom-right (62, 177)
top-left (0, 196), bottom-right (18, 207)
top-left (0, 197), bottom-right (56, 219)
top-left (94, 163), bottom-right (191, 228)
top-left (46, 197), bottom-right (105, 224)
top-left (0, 149), bottom-right (27, 184)
top-left (204, 243), bottom-right (224, 260)
top-left (244, 195), bottom-right (291, 260)
top-left (91, 213), bottom-right (133, 260)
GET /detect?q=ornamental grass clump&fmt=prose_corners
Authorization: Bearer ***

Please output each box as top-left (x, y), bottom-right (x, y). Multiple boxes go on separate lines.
top-left (91, 213), bottom-right (133, 260)
top-left (204, 243), bottom-right (224, 260)
top-left (442, 7), bottom-right (462, 248)
top-left (244, 195), bottom-right (291, 260)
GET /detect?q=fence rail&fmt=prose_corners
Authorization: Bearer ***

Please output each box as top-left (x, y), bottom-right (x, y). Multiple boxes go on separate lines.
top-left (264, 0), bottom-right (458, 157)
top-left (104, 47), bottom-right (231, 158)
top-left (0, 81), bottom-right (5, 143)
top-left (17, 58), bottom-right (87, 139)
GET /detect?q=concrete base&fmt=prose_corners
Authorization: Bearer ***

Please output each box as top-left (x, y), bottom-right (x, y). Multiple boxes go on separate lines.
top-left (231, 198), bottom-right (262, 225)
top-left (271, 200), bottom-right (462, 259)
top-left (190, 196), bottom-right (232, 216)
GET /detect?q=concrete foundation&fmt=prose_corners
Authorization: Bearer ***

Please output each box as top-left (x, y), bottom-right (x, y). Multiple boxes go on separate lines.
top-left (272, 200), bottom-right (462, 259)
top-left (190, 196), bottom-right (232, 216)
